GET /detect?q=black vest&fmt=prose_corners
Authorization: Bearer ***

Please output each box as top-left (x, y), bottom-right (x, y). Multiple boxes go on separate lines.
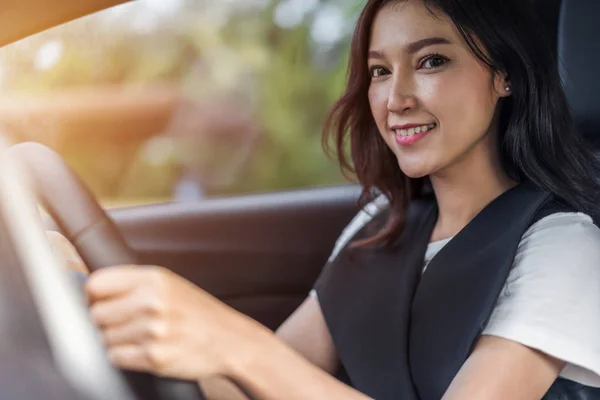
top-left (315, 182), bottom-right (600, 400)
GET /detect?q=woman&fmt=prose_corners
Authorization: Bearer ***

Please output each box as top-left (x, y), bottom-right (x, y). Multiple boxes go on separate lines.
top-left (52, 0), bottom-right (600, 398)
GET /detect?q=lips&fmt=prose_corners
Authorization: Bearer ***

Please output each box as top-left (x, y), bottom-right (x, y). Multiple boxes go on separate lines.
top-left (391, 123), bottom-right (437, 146)
top-left (392, 123), bottom-right (437, 137)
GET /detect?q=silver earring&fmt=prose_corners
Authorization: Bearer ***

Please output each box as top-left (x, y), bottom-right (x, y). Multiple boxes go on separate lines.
top-left (505, 86), bottom-right (512, 92)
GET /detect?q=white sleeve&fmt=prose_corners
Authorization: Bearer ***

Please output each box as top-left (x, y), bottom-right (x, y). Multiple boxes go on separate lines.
top-left (482, 212), bottom-right (600, 387)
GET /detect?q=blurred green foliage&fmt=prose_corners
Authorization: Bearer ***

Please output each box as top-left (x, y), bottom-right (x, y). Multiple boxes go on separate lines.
top-left (0, 0), bottom-right (366, 203)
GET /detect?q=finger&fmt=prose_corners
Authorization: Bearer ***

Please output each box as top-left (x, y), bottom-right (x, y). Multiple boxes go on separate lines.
top-left (90, 290), bottom-right (167, 328)
top-left (102, 317), bottom-right (169, 347)
top-left (108, 343), bottom-right (171, 376)
top-left (107, 344), bottom-right (150, 373)
top-left (86, 265), bottom-right (159, 301)
top-left (47, 231), bottom-right (89, 274)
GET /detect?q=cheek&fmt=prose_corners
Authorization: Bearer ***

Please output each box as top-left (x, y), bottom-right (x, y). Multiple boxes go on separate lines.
top-left (432, 66), bottom-right (497, 132)
top-left (368, 84), bottom-right (389, 133)
top-left (369, 84), bottom-right (388, 126)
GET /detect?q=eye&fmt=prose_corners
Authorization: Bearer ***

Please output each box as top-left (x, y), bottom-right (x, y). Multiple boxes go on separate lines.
top-left (369, 66), bottom-right (390, 79)
top-left (419, 54), bottom-right (450, 70)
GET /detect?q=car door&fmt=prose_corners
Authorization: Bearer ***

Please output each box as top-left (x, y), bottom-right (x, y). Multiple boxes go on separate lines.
top-left (109, 185), bottom-right (360, 330)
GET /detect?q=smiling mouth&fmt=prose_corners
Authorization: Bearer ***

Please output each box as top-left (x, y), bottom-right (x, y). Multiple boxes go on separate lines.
top-left (394, 123), bottom-right (437, 137)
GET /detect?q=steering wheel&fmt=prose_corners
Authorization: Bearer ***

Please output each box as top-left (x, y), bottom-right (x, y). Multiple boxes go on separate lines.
top-left (0, 142), bottom-right (205, 400)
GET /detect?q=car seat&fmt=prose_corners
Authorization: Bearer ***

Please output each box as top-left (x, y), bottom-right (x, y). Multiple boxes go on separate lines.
top-left (557, 0), bottom-right (600, 148)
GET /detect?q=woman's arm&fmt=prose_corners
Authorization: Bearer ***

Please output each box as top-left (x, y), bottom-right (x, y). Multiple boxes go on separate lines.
top-left (84, 266), bottom-right (371, 400)
top-left (50, 231), bottom-right (567, 399)
top-left (223, 317), bottom-right (371, 400)
top-left (208, 328), bottom-right (564, 400)
top-left (275, 295), bottom-right (339, 373)
top-left (49, 230), bottom-right (347, 400)
top-left (442, 335), bottom-right (565, 400)
top-left (201, 296), bottom-right (340, 399)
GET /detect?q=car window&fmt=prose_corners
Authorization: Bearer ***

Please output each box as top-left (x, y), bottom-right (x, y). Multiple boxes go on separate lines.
top-left (0, 0), bottom-right (364, 207)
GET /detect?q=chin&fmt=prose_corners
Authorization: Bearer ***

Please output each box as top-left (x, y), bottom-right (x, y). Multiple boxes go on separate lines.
top-left (397, 161), bottom-right (433, 179)
top-left (403, 171), bottom-right (430, 179)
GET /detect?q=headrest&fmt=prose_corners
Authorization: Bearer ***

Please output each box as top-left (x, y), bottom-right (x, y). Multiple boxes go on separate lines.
top-left (531, 0), bottom-right (561, 54)
top-left (558, 0), bottom-right (600, 145)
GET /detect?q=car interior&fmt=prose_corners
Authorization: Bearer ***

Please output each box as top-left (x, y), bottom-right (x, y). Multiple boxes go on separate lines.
top-left (0, 0), bottom-right (594, 399)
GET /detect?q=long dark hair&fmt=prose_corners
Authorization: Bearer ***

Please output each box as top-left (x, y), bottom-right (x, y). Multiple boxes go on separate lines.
top-left (323, 0), bottom-right (600, 246)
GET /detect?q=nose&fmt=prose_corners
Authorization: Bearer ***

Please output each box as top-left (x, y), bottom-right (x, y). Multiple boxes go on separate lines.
top-left (387, 76), bottom-right (417, 114)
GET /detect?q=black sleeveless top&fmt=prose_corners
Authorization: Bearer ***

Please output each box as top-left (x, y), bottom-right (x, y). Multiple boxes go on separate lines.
top-left (314, 182), bottom-right (600, 400)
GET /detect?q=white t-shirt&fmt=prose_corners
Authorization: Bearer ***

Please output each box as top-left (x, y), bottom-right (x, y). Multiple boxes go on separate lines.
top-left (477, 212), bottom-right (600, 387)
top-left (314, 203), bottom-right (600, 387)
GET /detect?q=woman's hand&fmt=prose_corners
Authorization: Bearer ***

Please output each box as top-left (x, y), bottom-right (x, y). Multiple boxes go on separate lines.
top-left (45, 231), bottom-right (267, 382)
top-left (86, 265), bottom-right (268, 382)
top-left (45, 232), bottom-right (371, 399)
top-left (47, 231), bottom-right (89, 275)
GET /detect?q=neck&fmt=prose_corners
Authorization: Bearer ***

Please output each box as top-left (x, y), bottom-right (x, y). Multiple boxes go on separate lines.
top-left (429, 135), bottom-right (516, 242)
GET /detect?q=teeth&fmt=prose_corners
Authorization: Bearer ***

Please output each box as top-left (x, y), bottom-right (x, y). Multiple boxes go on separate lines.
top-left (394, 123), bottom-right (436, 137)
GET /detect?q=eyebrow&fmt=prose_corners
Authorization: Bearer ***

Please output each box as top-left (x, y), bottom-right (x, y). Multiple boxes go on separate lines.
top-left (368, 37), bottom-right (452, 59)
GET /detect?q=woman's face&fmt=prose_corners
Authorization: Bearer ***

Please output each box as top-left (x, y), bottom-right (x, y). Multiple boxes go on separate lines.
top-left (367, 0), bottom-right (510, 178)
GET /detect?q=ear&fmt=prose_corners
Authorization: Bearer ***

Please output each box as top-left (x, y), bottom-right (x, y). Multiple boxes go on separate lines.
top-left (493, 71), bottom-right (511, 97)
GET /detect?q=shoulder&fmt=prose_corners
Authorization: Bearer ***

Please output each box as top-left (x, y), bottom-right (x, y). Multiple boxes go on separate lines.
top-left (327, 195), bottom-right (389, 261)
top-left (327, 193), bottom-right (436, 261)
top-left (515, 211), bottom-right (600, 272)
top-left (526, 210), bottom-right (597, 239)
top-left (483, 211), bottom-right (600, 386)
top-left (506, 211), bottom-right (600, 296)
